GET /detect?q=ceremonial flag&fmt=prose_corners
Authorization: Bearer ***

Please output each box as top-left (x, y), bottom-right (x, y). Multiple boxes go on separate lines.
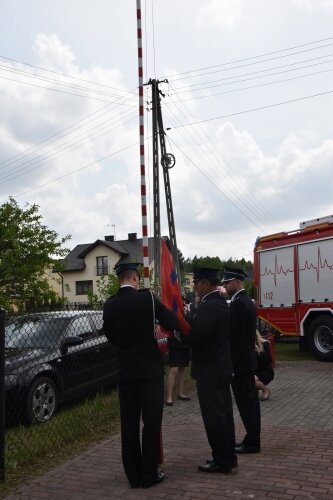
top-left (160, 239), bottom-right (190, 334)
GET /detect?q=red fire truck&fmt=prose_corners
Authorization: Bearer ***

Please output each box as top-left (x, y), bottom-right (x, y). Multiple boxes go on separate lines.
top-left (253, 215), bottom-right (333, 361)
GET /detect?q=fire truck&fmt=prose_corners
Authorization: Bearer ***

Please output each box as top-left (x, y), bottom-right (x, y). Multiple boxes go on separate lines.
top-left (253, 215), bottom-right (333, 361)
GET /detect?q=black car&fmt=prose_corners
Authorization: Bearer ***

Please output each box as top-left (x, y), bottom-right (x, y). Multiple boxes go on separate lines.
top-left (5, 310), bottom-right (117, 424)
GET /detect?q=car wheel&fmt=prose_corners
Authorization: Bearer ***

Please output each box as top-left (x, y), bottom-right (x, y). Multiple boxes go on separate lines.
top-left (26, 376), bottom-right (58, 424)
top-left (308, 316), bottom-right (333, 361)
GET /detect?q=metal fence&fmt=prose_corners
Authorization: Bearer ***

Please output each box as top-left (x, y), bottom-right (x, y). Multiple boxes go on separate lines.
top-left (1, 305), bottom-right (120, 481)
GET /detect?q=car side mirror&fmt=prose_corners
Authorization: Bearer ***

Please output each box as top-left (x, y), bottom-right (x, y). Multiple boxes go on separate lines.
top-left (60, 336), bottom-right (84, 355)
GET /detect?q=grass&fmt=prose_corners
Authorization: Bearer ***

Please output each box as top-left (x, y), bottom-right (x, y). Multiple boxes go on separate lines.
top-left (1, 388), bottom-right (121, 498)
top-left (275, 339), bottom-right (316, 361)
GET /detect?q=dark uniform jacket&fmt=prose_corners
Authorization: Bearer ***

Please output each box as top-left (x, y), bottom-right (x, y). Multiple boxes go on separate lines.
top-left (229, 290), bottom-right (257, 374)
top-left (103, 286), bottom-right (179, 381)
top-left (181, 291), bottom-right (233, 381)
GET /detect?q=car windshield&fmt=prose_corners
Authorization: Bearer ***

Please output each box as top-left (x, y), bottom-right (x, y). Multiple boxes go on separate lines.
top-left (5, 317), bottom-right (71, 349)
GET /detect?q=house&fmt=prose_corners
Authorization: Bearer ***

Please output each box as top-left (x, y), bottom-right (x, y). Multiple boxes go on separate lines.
top-left (183, 272), bottom-right (194, 297)
top-left (59, 233), bottom-right (156, 303)
top-left (44, 265), bottom-right (63, 297)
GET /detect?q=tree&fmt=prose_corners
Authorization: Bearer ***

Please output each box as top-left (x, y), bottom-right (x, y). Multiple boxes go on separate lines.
top-left (0, 197), bottom-right (70, 311)
top-left (87, 273), bottom-right (119, 308)
top-left (87, 265), bottom-right (149, 308)
top-left (192, 255), bottom-right (224, 271)
top-left (182, 255), bottom-right (255, 298)
top-left (177, 249), bottom-right (185, 271)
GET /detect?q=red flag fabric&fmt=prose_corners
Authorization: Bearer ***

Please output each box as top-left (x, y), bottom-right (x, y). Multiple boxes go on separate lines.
top-left (160, 239), bottom-right (190, 334)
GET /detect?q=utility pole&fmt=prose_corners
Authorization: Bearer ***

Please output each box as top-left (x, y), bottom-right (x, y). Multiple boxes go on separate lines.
top-left (151, 80), bottom-right (161, 288)
top-left (147, 78), bottom-right (181, 287)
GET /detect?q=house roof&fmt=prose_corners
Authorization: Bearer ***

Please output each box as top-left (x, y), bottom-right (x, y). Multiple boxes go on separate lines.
top-left (61, 236), bottom-right (156, 272)
top-left (61, 244), bottom-right (91, 272)
top-left (111, 237), bottom-right (155, 264)
top-left (76, 240), bottom-right (127, 259)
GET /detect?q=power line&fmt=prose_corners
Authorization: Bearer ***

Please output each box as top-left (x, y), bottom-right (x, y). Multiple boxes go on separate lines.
top-left (167, 135), bottom-right (267, 234)
top-left (163, 36), bottom-right (333, 80)
top-left (0, 88), bottom-right (137, 168)
top-left (13, 141), bottom-right (139, 198)
top-left (164, 107), bottom-right (272, 227)
top-left (0, 54), bottom-right (132, 94)
top-left (0, 63), bottom-right (135, 102)
top-left (0, 72), bottom-right (137, 103)
top-left (163, 100), bottom-right (275, 228)
top-left (172, 54), bottom-right (333, 93)
top-left (165, 83), bottom-right (278, 225)
top-left (0, 111), bottom-right (137, 185)
top-left (167, 68), bottom-right (332, 104)
top-left (151, 0), bottom-right (157, 79)
top-left (167, 90), bottom-right (333, 130)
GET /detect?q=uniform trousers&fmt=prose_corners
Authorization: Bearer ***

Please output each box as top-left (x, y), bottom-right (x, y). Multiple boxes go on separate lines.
top-left (117, 375), bottom-right (164, 487)
top-left (196, 378), bottom-right (236, 467)
top-left (231, 371), bottom-right (261, 447)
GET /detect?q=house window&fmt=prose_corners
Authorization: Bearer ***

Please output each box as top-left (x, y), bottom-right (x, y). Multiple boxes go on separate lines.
top-left (96, 256), bottom-right (108, 276)
top-left (76, 280), bottom-right (93, 295)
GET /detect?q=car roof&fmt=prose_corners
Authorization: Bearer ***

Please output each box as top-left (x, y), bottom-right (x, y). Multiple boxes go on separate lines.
top-left (10, 310), bottom-right (102, 321)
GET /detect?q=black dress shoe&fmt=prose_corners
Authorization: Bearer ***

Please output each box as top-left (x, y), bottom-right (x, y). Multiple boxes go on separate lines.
top-left (235, 443), bottom-right (260, 454)
top-left (141, 471), bottom-right (165, 488)
top-left (206, 456), bottom-right (238, 468)
top-left (198, 461), bottom-right (232, 473)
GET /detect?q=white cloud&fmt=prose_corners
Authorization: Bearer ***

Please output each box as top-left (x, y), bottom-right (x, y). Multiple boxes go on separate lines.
top-left (169, 120), bottom-right (333, 256)
top-left (292, 0), bottom-right (333, 10)
top-left (33, 34), bottom-right (75, 70)
top-left (196, 0), bottom-right (242, 28)
top-left (35, 182), bottom-right (142, 248)
top-left (0, 3), bottom-right (332, 262)
top-left (0, 33), bottom-right (135, 199)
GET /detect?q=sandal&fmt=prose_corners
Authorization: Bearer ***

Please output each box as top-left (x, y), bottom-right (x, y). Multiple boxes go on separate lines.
top-left (260, 388), bottom-right (270, 401)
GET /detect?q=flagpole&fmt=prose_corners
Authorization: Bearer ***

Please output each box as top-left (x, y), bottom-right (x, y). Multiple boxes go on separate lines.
top-left (136, 0), bottom-right (164, 465)
top-left (136, 0), bottom-right (150, 289)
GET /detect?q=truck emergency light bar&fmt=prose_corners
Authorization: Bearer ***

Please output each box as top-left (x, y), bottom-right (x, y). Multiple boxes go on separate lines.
top-left (257, 215), bottom-right (333, 245)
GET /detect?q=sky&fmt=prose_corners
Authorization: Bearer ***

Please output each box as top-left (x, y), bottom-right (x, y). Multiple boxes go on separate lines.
top-left (0, 0), bottom-right (332, 262)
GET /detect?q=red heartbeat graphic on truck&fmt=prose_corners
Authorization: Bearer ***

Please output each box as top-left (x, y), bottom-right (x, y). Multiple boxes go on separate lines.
top-left (299, 246), bottom-right (333, 282)
top-left (260, 254), bottom-right (293, 286)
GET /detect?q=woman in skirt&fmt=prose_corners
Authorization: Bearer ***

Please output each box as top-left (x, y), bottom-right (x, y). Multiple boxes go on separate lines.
top-left (254, 330), bottom-right (274, 401)
top-left (165, 337), bottom-right (191, 406)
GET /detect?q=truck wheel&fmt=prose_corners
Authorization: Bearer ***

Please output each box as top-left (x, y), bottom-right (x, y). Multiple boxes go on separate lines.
top-left (308, 316), bottom-right (333, 361)
top-left (26, 376), bottom-right (58, 424)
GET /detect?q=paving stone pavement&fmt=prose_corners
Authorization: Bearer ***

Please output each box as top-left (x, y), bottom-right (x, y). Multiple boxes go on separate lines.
top-left (4, 360), bottom-right (333, 500)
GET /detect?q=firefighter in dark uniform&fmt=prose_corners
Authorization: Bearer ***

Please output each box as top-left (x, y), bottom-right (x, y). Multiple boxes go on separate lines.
top-left (178, 267), bottom-right (237, 473)
top-left (222, 266), bottom-right (261, 454)
top-left (102, 262), bottom-right (179, 489)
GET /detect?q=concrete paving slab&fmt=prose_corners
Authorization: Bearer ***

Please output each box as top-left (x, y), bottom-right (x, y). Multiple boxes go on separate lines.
top-left (4, 360), bottom-right (333, 499)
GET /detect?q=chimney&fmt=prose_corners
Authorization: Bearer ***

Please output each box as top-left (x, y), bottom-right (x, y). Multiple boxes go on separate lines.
top-left (128, 232), bottom-right (137, 240)
top-left (105, 235), bottom-right (114, 242)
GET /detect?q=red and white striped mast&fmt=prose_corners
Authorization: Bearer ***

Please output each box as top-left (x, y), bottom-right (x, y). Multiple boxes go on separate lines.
top-left (136, 0), bottom-right (150, 289)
